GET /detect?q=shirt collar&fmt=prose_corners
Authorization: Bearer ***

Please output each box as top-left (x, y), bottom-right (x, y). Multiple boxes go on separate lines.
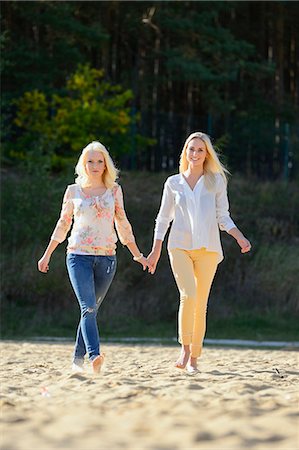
top-left (179, 174), bottom-right (185, 184)
top-left (179, 173), bottom-right (204, 186)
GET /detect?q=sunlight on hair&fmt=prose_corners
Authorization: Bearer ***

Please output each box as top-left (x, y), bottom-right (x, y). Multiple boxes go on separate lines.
top-left (179, 132), bottom-right (229, 191)
top-left (75, 141), bottom-right (119, 189)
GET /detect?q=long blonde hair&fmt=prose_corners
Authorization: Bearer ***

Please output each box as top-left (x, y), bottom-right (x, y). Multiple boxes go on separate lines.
top-left (75, 141), bottom-right (119, 189)
top-left (179, 131), bottom-right (229, 190)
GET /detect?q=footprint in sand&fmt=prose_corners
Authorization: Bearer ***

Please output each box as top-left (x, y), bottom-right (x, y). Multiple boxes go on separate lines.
top-left (188, 384), bottom-right (204, 390)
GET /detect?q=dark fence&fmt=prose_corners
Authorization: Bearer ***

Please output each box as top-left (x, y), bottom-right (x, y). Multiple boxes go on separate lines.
top-left (122, 111), bottom-right (298, 181)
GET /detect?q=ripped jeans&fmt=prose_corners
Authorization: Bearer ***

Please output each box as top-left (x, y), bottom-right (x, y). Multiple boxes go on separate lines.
top-left (66, 253), bottom-right (117, 364)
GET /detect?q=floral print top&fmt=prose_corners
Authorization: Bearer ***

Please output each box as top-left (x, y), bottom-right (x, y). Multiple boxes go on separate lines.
top-left (51, 184), bottom-right (135, 255)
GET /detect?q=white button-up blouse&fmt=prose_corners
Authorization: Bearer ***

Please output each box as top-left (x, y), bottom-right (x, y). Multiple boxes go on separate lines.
top-left (153, 173), bottom-right (236, 263)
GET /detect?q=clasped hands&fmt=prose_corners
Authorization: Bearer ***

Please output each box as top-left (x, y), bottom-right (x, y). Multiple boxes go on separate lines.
top-left (134, 250), bottom-right (160, 275)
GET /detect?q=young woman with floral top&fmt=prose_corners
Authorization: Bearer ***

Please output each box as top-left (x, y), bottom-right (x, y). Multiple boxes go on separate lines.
top-left (147, 132), bottom-right (251, 373)
top-left (38, 141), bottom-right (148, 373)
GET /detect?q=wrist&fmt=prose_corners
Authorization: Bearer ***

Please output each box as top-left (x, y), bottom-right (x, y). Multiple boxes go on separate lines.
top-left (152, 239), bottom-right (162, 252)
top-left (133, 253), bottom-right (143, 261)
top-left (152, 246), bottom-right (161, 254)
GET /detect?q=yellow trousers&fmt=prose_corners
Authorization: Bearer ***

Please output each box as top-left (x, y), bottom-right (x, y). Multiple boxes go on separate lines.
top-left (169, 248), bottom-right (218, 358)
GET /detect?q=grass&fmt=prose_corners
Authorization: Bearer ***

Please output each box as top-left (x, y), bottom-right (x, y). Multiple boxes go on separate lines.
top-left (1, 168), bottom-right (299, 341)
top-left (2, 300), bottom-right (298, 342)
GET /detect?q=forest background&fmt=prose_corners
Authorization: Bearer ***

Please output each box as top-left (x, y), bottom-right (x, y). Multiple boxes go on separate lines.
top-left (1, 1), bottom-right (299, 341)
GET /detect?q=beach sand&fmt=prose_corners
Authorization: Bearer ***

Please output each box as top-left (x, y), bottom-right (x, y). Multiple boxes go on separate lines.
top-left (0, 341), bottom-right (298, 450)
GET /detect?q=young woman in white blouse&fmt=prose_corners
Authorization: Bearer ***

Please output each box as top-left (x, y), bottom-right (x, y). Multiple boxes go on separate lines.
top-left (147, 132), bottom-right (251, 373)
top-left (38, 141), bottom-right (147, 374)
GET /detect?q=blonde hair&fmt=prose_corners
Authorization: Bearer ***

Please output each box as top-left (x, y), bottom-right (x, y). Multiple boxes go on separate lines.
top-left (179, 131), bottom-right (229, 190)
top-left (75, 141), bottom-right (119, 189)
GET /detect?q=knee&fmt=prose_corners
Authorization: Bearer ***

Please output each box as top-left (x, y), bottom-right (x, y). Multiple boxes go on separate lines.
top-left (181, 283), bottom-right (197, 299)
top-left (180, 290), bottom-right (196, 304)
top-left (82, 305), bottom-right (97, 317)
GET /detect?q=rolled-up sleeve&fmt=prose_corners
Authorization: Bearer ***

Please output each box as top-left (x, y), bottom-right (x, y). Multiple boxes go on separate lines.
top-left (154, 179), bottom-right (175, 241)
top-left (216, 175), bottom-right (236, 232)
top-left (51, 186), bottom-right (74, 243)
top-left (114, 185), bottom-right (135, 245)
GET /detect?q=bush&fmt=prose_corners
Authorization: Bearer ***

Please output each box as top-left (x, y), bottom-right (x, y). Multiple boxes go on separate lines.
top-left (1, 169), bottom-right (298, 339)
top-left (5, 64), bottom-right (154, 169)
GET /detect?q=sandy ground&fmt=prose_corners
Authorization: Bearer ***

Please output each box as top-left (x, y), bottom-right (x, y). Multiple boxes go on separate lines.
top-left (0, 341), bottom-right (298, 450)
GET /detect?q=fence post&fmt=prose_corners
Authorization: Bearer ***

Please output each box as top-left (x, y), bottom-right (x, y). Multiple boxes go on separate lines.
top-left (130, 105), bottom-right (137, 170)
top-left (207, 113), bottom-right (212, 135)
top-left (283, 122), bottom-right (289, 181)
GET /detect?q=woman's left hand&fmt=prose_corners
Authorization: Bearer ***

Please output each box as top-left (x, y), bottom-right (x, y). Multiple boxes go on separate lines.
top-left (135, 256), bottom-right (148, 271)
top-left (237, 237), bottom-right (251, 253)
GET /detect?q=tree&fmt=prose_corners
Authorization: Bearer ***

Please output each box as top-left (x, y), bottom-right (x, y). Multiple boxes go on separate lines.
top-left (11, 64), bottom-right (152, 167)
top-left (2, 1), bottom-right (298, 178)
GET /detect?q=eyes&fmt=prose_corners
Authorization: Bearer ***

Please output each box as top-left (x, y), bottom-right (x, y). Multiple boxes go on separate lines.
top-left (87, 160), bottom-right (104, 164)
top-left (188, 147), bottom-right (205, 153)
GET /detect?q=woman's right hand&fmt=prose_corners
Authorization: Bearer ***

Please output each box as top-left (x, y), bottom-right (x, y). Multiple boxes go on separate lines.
top-left (146, 250), bottom-right (161, 275)
top-left (38, 255), bottom-right (50, 273)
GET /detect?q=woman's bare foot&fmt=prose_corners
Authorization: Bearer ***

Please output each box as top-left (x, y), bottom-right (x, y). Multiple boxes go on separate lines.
top-left (187, 356), bottom-right (198, 374)
top-left (175, 345), bottom-right (190, 369)
top-left (92, 353), bottom-right (105, 374)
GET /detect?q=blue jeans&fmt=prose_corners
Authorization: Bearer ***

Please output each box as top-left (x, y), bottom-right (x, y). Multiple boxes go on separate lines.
top-left (66, 253), bottom-right (117, 364)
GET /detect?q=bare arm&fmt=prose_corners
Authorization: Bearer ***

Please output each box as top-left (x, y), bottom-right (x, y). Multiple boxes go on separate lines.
top-left (38, 239), bottom-right (60, 273)
top-left (228, 227), bottom-right (251, 253)
top-left (216, 176), bottom-right (251, 254)
top-left (126, 241), bottom-right (148, 271)
top-left (37, 186), bottom-right (74, 273)
top-left (147, 179), bottom-right (174, 275)
top-left (114, 185), bottom-right (148, 270)
top-left (147, 239), bottom-right (163, 274)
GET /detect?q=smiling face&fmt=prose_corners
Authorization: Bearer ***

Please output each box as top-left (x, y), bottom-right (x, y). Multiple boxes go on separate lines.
top-left (85, 150), bottom-right (106, 180)
top-left (186, 138), bottom-right (207, 168)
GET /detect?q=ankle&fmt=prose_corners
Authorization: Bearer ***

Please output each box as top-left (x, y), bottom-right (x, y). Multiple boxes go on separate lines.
top-left (189, 357), bottom-right (198, 366)
top-left (182, 345), bottom-right (190, 354)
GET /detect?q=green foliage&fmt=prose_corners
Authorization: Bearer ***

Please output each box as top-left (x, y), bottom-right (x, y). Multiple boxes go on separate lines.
top-left (2, 2), bottom-right (299, 177)
top-left (1, 169), bottom-right (298, 339)
top-left (51, 65), bottom-right (134, 152)
top-left (2, 2), bottom-right (108, 96)
top-left (11, 64), bottom-right (151, 167)
top-left (160, 5), bottom-right (271, 115)
top-left (14, 90), bottom-right (50, 135)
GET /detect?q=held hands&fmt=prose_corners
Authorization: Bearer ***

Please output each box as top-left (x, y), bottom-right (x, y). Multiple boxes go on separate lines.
top-left (133, 255), bottom-right (148, 271)
top-left (133, 250), bottom-right (161, 274)
top-left (146, 249), bottom-right (161, 275)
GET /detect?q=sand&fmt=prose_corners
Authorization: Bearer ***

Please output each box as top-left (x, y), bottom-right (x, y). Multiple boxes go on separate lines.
top-left (0, 341), bottom-right (298, 450)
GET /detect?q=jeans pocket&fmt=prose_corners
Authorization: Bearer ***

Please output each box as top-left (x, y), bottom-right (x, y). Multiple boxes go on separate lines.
top-left (106, 256), bottom-right (117, 274)
top-left (66, 253), bottom-right (77, 264)
top-left (106, 255), bottom-right (117, 262)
